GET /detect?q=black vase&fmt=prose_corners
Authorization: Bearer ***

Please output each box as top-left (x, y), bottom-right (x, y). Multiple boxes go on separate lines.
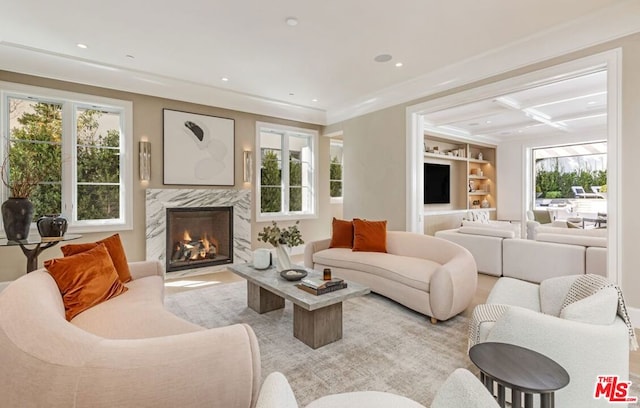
top-left (37, 214), bottom-right (68, 239)
top-left (1, 198), bottom-right (34, 241)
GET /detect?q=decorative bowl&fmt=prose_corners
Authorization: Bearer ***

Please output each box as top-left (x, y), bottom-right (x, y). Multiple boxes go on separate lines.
top-left (280, 268), bottom-right (308, 281)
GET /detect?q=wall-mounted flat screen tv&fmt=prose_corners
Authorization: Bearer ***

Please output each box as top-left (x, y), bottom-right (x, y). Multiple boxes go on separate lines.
top-left (424, 163), bottom-right (450, 204)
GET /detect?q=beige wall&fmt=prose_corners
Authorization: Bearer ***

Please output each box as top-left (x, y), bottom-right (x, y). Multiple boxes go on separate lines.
top-left (0, 71), bottom-right (331, 281)
top-left (326, 32), bottom-right (640, 308)
top-left (326, 104), bottom-right (407, 230)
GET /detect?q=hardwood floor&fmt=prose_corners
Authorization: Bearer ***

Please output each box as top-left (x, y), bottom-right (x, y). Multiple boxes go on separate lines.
top-left (165, 268), bottom-right (640, 375)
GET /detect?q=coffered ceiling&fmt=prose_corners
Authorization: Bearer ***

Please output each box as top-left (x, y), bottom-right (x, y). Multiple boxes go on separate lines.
top-left (423, 70), bottom-right (607, 142)
top-left (0, 1), bottom-right (638, 124)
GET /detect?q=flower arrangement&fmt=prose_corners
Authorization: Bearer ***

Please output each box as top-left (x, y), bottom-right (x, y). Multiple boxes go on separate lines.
top-left (258, 221), bottom-right (304, 248)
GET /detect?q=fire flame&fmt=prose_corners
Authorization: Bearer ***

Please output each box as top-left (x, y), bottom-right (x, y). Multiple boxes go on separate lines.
top-left (183, 230), bottom-right (192, 242)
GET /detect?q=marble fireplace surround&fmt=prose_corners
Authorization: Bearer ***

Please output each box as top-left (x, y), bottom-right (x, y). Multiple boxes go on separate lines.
top-left (146, 189), bottom-right (251, 278)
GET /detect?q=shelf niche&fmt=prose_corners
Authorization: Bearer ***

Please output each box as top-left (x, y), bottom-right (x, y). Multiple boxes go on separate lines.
top-left (423, 135), bottom-right (497, 214)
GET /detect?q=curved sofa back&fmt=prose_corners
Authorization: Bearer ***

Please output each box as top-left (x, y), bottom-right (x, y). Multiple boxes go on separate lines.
top-left (386, 231), bottom-right (470, 265)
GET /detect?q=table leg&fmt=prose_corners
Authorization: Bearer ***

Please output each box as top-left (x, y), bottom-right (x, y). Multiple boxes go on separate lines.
top-left (497, 384), bottom-right (506, 407)
top-left (540, 392), bottom-right (553, 408)
top-left (524, 393), bottom-right (533, 408)
top-left (19, 241), bottom-right (59, 273)
top-left (246, 281), bottom-right (284, 313)
top-left (512, 389), bottom-right (522, 408)
top-left (293, 302), bottom-right (342, 349)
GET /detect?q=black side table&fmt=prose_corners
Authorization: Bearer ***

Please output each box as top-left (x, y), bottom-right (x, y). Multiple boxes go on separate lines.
top-left (469, 342), bottom-right (570, 408)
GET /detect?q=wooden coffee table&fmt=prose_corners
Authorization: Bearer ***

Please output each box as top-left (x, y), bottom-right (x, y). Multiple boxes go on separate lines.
top-left (229, 263), bottom-right (370, 349)
top-left (469, 342), bottom-right (570, 408)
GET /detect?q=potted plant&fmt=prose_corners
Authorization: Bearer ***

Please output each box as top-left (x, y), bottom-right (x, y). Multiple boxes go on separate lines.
top-left (0, 155), bottom-right (45, 241)
top-left (257, 221), bottom-right (304, 271)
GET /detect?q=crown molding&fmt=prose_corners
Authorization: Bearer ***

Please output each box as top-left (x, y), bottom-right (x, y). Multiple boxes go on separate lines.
top-left (0, 42), bottom-right (327, 125)
top-left (1, 1), bottom-right (639, 127)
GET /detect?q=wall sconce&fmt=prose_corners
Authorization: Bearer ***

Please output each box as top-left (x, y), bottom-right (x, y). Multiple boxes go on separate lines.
top-left (139, 141), bottom-right (151, 181)
top-left (243, 150), bottom-right (253, 183)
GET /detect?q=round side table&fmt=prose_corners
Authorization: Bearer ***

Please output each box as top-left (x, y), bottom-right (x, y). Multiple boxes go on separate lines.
top-left (469, 342), bottom-right (570, 408)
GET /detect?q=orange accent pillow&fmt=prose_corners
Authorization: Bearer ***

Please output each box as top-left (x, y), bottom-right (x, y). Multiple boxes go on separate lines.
top-left (329, 218), bottom-right (354, 248)
top-left (45, 244), bottom-right (128, 321)
top-left (352, 218), bottom-right (387, 253)
top-left (60, 233), bottom-right (132, 283)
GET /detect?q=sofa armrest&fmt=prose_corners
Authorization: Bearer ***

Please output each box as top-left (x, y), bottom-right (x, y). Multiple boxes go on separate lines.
top-left (304, 239), bottom-right (331, 268)
top-left (77, 323), bottom-right (261, 408)
top-left (128, 261), bottom-right (164, 280)
top-left (256, 372), bottom-right (299, 408)
top-left (429, 247), bottom-right (477, 321)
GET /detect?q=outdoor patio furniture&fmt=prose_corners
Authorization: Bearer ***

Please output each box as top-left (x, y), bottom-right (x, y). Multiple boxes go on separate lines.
top-left (571, 186), bottom-right (599, 199)
top-left (591, 186), bottom-right (607, 199)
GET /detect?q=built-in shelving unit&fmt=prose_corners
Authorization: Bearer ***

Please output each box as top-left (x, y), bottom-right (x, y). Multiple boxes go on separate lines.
top-left (423, 135), bottom-right (497, 215)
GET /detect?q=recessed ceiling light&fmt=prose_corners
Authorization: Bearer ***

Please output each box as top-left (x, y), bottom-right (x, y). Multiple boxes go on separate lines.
top-left (312, 98), bottom-right (318, 102)
top-left (126, 54), bottom-right (135, 59)
top-left (395, 62), bottom-right (403, 68)
top-left (289, 92), bottom-right (295, 96)
top-left (286, 17), bottom-right (298, 26)
top-left (469, 122), bottom-right (479, 126)
top-left (486, 120), bottom-right (492, 124)
top-left (76, 43), bottom-right (88, 49)
top-left (374, 54), bottom-right (392, 63)
top-left (587, 101), bottom-right (597, 105)
top-left (518, 129), bottom-right (524, 133)
top-left (221, 77), bottom-right (229, 82)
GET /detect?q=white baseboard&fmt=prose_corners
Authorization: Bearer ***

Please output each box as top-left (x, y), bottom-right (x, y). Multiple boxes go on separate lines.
top-left (628, 307), bottom-right (640, 329)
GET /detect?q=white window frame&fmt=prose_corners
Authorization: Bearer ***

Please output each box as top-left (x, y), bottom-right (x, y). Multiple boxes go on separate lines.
top-left (0, 81), bottom-right (133, 234)
top-left (329, 139), bottom-right (344, 204)
top-left (255, 121), bottom-right (318, 222)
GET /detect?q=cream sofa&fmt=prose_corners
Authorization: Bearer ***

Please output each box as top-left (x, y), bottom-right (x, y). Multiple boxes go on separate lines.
top-left (0, 261), bottom-right (261, 408)
top-left (304, 231), bottom-right (477, 322)
top-left (256, 369), bottom-right (499, 408)
top-left (503, 226), bottom-right (607, 282)
top-left (434, 222), bottom-right (519, 277)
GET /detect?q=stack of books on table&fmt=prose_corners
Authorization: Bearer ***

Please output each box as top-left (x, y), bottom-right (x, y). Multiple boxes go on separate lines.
top-left (296, 277), bottom-right (347, 295)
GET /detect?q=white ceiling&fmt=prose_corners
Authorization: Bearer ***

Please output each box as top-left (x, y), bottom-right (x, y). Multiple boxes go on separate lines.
top-left (1, 1), bottom-right (639, 125)
top-left (423, 70), bottom-right (608, 142)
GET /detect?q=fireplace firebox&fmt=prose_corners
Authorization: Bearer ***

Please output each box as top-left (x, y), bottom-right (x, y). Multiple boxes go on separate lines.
top-left (166, 207), bottom-right (233, 272)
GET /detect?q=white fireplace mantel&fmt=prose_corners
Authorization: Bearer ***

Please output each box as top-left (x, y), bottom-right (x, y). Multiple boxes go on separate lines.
top-left (145, 188), bottom-right (251, 278)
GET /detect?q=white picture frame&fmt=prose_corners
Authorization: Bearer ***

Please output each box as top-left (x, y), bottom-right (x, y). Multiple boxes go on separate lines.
top-left (163, 109), bottom-right (235, 186)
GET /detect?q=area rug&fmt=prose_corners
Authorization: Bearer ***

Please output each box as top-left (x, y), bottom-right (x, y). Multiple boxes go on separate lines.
top-left (165, 281), bottom-right (474, 406)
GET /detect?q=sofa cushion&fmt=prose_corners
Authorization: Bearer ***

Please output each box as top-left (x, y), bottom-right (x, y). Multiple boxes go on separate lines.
top-left (559, 287), bottom-right (618, 325)
top-left (329, 218), bottom-right (354, 248)
top-left (45, 244), bottom-right (128, 321)
top-left (458, 226), bottom-right (516, 239)
top-left (71, 275), bottom-right (203, 338)
top-left (61, 233), bottom-right (133, 283)
top-left (313, 248), bottom-right (438, 292)
top-left (352, 219), bottom-right (387, 253)
top-left (536, 233), bottom-right (607, 248)
top-left (467, 210), bottom-right (490, 223)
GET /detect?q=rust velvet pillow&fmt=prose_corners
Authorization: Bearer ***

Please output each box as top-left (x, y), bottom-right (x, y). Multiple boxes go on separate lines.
top-left (329, 218), bottom-right (354, 248)
top-left (45, 244), bottom-right (128, 321)
top-left (352, 218), bottom-right (387, 253)
top-left (61, 233), bottom-right (132, 283)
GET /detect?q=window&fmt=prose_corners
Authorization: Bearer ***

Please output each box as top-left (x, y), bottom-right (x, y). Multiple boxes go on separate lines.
top-left (329, 140), bottom-right (343, 200)
top-left (532, 141), bottom-right (607, 212)
top-left (1, 82), bottom-right (133, 232)
top-left (256, 122), bottom-right (317, 221)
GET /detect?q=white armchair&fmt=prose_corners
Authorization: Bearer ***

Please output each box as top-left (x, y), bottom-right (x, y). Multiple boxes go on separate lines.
top-left (256, 369), bottom-right (499, 408)
top-left (473, 276), bottom-right (630, 408)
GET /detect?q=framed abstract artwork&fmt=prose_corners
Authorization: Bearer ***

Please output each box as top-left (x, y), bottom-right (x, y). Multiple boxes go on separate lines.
top-left (163, 109), bottom-right (235, 185)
